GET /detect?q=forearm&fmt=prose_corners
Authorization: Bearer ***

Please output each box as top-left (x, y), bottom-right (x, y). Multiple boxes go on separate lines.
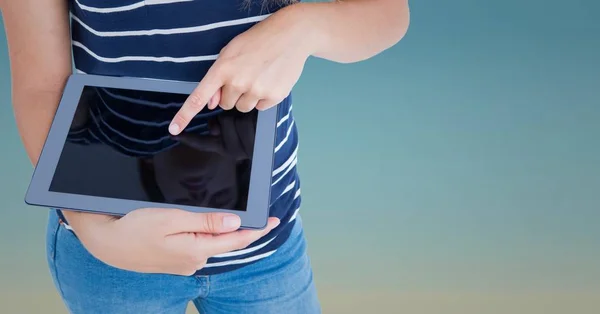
top-left (13, 90), bottom-right (65, 165)
top-left (292, 0), bottom-right (410, 63)
top-left (13, 88), bottom-right (92, 223)
top-left (3, 0), bottom-right (70, 163)
top-left (2, 0), bottom-right (104, 224)
top-left (14, 95), bottom-right (107, 225)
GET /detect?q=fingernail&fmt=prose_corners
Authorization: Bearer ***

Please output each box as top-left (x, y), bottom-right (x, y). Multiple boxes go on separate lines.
top-left (169, 123), bottom-right (180, 135)
top-left (223, 215), bottom-right (240, 229)
top-left (271, 219), bottom-right (280, 228)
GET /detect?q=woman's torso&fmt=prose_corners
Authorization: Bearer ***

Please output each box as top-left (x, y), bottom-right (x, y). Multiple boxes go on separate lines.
top-left (68, 0), bottom-right (302, 275)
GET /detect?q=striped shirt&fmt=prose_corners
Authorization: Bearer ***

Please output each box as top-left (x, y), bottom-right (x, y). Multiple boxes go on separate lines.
top-left (67, 0), bottom-right (302, 275)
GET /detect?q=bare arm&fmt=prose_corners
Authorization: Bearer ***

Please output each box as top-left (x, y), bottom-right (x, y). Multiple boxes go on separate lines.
top-left (168, 0), bottom-right (410, 132)
top-left (292, 0), bottom-right (410, 63)
top-left (1, 0), bottom-right (99, 224)
top-left (1, 0), bottom-right (72, 164)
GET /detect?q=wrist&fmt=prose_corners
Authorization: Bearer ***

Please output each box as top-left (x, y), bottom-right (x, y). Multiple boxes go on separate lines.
top-left (281, 2), bottom-right (332, 57)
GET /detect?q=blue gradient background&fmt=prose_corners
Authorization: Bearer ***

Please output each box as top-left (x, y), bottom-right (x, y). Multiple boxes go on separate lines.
top-left (1, 1), bottom-right (599, 313)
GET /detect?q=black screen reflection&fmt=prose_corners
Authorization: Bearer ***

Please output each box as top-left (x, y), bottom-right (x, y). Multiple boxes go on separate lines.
top-left (49, 86), bottom-right (257, 211)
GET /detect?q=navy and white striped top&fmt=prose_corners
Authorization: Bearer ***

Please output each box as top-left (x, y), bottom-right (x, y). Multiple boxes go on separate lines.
top-left (67, 0), bottom-right (302, 275)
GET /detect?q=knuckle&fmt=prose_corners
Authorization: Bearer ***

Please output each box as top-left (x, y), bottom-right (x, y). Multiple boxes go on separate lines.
top-left (221, 101), bottom-right (235, 110)
top-left (230, 79), bottom-right (249, 91)
top-left (255, 101), bottom-right (268, 111)
top-left (203, 218), bottom-right (216, 234)
top-left (237, 103), bottom-right (253, 113)
top-left (214, 58), bottom-right (231, 71)
top-left (250, 84), bottom-right (266, 98)
top-left (187, 94), bottom-right (206, 111)
top-left (203, 213), bottom-right (219, 232)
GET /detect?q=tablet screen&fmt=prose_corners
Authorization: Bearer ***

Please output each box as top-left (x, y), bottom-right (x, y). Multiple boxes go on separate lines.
top-left (48, 85), bottom-right (257, 211)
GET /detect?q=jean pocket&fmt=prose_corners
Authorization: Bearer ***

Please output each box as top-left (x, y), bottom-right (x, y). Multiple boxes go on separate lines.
top-left (45, 211), bottom-right (61, 265)
top-left (53, 217), bottom-right (129, 278)
top-left (45, 210), bottom-right (68, 300)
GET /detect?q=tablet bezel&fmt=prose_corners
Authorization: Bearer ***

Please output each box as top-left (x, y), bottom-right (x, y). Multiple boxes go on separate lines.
top-left (25, 74), bottom-right (275, 230)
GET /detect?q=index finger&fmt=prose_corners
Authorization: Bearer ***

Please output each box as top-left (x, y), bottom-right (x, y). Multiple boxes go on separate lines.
top-left (169, 70), bottom-right (223, 136)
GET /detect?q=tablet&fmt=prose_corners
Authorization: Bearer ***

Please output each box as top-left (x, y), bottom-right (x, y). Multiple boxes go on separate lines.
top-left (25, 74), bottom-right (277, 229)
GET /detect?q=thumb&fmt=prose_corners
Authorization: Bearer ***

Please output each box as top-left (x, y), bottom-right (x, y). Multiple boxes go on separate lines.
top-left (164, 210), bottom-right (241, 235)
top-left (203, 218), bottom-right (281, 256)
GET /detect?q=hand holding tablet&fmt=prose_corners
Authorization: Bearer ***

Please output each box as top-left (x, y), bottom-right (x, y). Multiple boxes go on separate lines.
top-left (25, 74), bottom-right (278, 229)
top-left (64, 207), bottom-right (279, 276)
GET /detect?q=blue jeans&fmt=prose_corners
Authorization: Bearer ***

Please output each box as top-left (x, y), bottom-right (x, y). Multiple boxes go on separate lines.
top-left (45, 210), bottom-right (321, 313)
